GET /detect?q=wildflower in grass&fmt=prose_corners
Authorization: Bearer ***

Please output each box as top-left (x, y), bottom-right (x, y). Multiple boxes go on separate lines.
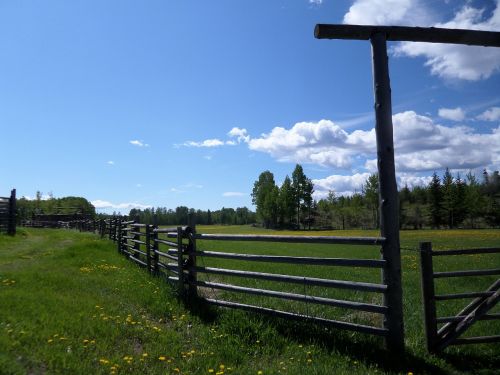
top-left (47, 339), bottom-right (53, 343)
top-left (307, 359), bottom-right (312, 364)
top-left (99, 358), bottom-right (110, 365)
top-left (219, 364), bottom-right (225, 370)
top-left (174, 368), bottom-right (180, 373)
top-left (83, 339), bottom-right (89, 344)
top-left (158, 356), bottom-right (166, 361)
top-left (208, 370), bottom-right (214, 373)
top-left (257, 371), bottom-right (263, 375)
top-left (142, 353), bottom-right (148, 358)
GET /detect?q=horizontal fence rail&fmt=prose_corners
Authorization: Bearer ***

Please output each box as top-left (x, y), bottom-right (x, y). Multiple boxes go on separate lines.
top-left (419, 242), bottom-right (500, 353)
top-left (69, 218), bottom-right (396, 348)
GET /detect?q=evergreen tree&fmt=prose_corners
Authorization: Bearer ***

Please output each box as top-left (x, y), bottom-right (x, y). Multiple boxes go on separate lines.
top-left (428, 172), bottom-right (443, 228)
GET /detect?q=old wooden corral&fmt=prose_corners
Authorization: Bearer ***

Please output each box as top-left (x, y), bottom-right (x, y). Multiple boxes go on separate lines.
top-left (0, 189), bottom-right (16, 235)
top-left (314, 24), bottom-right (500, 352)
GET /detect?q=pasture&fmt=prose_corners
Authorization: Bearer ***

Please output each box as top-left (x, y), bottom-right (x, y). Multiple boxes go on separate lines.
top-left (0, 227), bottom-right (499, 374)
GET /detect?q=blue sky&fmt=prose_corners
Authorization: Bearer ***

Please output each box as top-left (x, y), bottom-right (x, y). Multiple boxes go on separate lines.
top-left (1, 0), bottom-right (499, 214)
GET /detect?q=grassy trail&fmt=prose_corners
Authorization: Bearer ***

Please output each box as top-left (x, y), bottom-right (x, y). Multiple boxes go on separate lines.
top-left (0, 228), bottom-right (499, 374)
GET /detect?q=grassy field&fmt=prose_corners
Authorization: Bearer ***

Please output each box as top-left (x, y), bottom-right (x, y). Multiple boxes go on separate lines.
top-left (0, 227), bottom-right (499, 374)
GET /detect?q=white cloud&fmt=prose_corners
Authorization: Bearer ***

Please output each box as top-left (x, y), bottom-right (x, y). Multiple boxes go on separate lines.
top-left (343, 0), bottom-right (431, 26)
top-left (222, 192), bottom-right (246, 197)
top-left (438, 107), bottom-right (466, 121)
top-left (309, 0), bottom-right (323, 5)
top-left (106, 161), bottom-right (115, 165)
top-left (183, 139), bottom-right (225, 147)
top-left (248, 120), bottom-right (355, 168)
top-left (477, 106), bottom-right (500, 121)
top-left (393, 4), bottom-right (500, 81)
top-left (392, 111), bottom-right (500, 172)
top-left (228, 127), bottom-right (250, 143)
top-left (244, 111), bottom-right (500, 173)
top-left (91, 200), bottom-right (151, 210)
top-left (130, 140), bottom-right (149, 147)
top-left (313, 173), bottom-right (371, 198)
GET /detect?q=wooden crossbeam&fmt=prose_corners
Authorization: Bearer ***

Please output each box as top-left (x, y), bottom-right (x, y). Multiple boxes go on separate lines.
top-left (314, 24), bottom-right (500, 47)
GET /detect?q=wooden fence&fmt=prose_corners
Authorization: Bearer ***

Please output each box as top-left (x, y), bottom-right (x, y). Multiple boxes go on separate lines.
top-left (0, 189), bottom-right (16, 235)
top-left (79, 218), bottom-right (403, 350)
top-left (419, 242), bottom-right (500, 352)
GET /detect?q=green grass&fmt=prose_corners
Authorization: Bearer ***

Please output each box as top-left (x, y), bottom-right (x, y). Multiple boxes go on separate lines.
top-left (1, 227), bottom-right (499, 374)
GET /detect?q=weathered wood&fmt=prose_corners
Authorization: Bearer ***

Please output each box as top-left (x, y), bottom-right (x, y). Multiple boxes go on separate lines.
top-left (433, 269), bottom-right (500, 278)
top-left (145, 224), bottom-right (152, 273)
top-left (183, 233), bottom-right (385, 245)
top-left (450, 335), bottom-right (500, 345)
top-left (129, 256), bottom-right (147, 267)
top-left (203, 298), bottom-right (389, 336)
top-left (434, 291), bottom-right (495, 301)
top-left (177, 226), bottom-right (185, 296)
top-left (153, 227), bottom-right (181, 233)
top-left (436, 289), bottom-right (500, 351)
top-left (192, 266), bottom-right (387, 293)
top-left (437, 279), bottom-right (500, 338)
top-left (371, 31), bottom-right (404, 353)
top-left (314, 24), bottom-right (500, 47)
top-left (154, 238), bottom-right (178, 247)
top-left (436, 313), bottom-right (500, 324)
top-left (191, 250), bottom-right (385, 268)
top-left (187, 217), bottom-right (198, 298)
top-left (152, 223), bottom-right (160, 274)
top-left (192, 280), bottom-right (387, 313)
top-left (154, 250), bottom-right (178, 262)
top-left (432, 247), bottom-right (500, 256)
top-left (419, 242), bottom-right (439, 352)
top-left (8, 189), bottom-right (16, 235)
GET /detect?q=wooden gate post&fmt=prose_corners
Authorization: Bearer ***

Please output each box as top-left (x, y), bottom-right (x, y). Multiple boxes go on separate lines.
top-left (8, 189), bottom-right (16, 236)
top-left (419, 241), bottom-right (438, 352)
top-left (371, 32), bottom-right (404, 352)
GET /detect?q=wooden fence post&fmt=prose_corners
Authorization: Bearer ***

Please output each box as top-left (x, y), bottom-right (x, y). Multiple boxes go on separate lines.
top-left (177, 226), bottom-right (185, 297)
top-left (419, 241), bottom-right (438, 352)
top-left (145, 224), bottom-right (151, 273)
top-left (117, 219), bottom-right (123, 255)
top-left (188, 214), bottom-right (198, 298)
top-left (8, 189), bottom-right (16, 236)
top-left (371, 32), bottom-right (404, 352)
top-left (152, 216), bottom-right (159, 275)
top-left (133, 222), bottom-right (140, 259)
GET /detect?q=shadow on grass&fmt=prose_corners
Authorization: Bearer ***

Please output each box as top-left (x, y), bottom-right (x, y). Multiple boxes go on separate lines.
top-left (181, 295), bottom-right (450, 374)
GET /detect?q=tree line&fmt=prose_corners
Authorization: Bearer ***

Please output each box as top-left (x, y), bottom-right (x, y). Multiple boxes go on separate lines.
top-left (128, 206), bottom-right (256, 226)
top-left (252, 165), bottom-right (500, 230)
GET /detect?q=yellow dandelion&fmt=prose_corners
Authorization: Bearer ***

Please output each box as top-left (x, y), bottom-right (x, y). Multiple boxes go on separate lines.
top-left (174, 368), bottom-right (180, 373)
top-left (142, 353), bottom-right (148, 357)
top-left (47, 339), bottom-right (53, 343)
top-left (219, 364), bottom-right (225, 370)
top-left (209, 370), bottom-right (214, 373)
top-left (258, 371), bottom-right (263, 375)
top-left (99, 358), bottom-right (109, 365)
top-left (158, 356), bottom-right (166, 361)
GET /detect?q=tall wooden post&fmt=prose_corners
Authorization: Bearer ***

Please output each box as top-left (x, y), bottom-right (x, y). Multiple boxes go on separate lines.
top-left (419, 242), bottom-right (438, 352)
top-left (8, 189), bottom-right (16, 236)
top-left (371, 32), bottom-right (404, 352)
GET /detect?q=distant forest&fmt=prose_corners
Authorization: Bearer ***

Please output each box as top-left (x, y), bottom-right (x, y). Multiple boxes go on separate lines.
top-left (16, 167), bottom-right (500, 229)
top-left (251, 165), bottom-right (500, 230)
